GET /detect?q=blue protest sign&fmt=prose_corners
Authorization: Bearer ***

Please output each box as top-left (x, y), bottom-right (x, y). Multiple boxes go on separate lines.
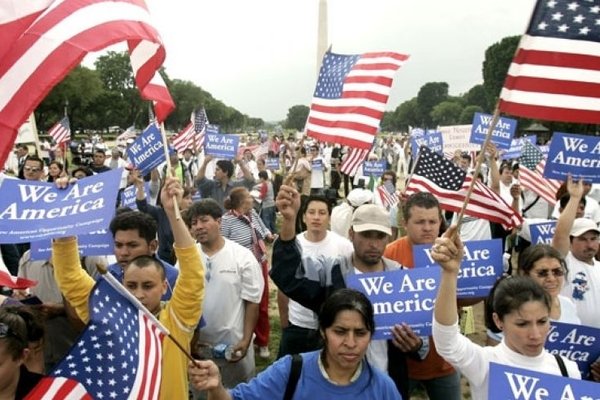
top-left (427, 131), bottom-right (444, 155)
top-left (126, 124), bottom-right (166, 175)
top-left (119, 182), bottom-right (151, 210)
top-left (470, 112), bottom-right (517, 150)
top-left (413, 239), bottom-right (503, 298)
top-left (539, 145), bottom-right (549, 155)
top-left (206, 124), bottom-right (220, 135)
top-left (529, 220), bottom-right (556, 245)
top-left (346, 268), bottom-right (440, 338)
top-left (501, 135), bottom-right (537, 160)
top-left (0, 169), bottom-right (122, 243)
top-left (545, 132), bottom-right (600, 183)
top-left (545, 321), bottom-right (600, 379)
top-left (265, 158), bottom-right (280, 170)
top-left (410, 129), bottom-right (427, 158)
top-left (30, 230), bottom-right (114, 260)
top-left (362, 161), bottom-right (386, 176)
top-left (204, 133), bottom-right (240, 159)
top-left (489, 362), bottom-right (598, 400)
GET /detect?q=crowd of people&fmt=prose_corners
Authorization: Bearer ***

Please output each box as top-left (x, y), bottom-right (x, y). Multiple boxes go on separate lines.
top-left (0, 131), bottom-right (599, 399)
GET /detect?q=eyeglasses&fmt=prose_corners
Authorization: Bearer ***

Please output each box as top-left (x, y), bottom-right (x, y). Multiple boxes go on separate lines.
top-left (533, 268), bottom-right (565, 278)
top-left (23, 166), bottom-right (41, 172)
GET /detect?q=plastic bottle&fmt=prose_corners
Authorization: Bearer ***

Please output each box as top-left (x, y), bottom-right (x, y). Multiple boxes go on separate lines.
top-left (196, 343), bottom-right (242, 361)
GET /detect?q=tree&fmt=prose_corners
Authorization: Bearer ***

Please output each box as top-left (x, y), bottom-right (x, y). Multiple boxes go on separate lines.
top-left (430, 101), bottom-right (463, 126)
top-left (416, 82), bottom-right (449, 128)
top-left (463, 84), bottom-right (490, 111)
top-left (459, 105), bottom-right (484, 124)
top-left (94, 51), bottom-right (144, 130)
top-left (393, 98), bottom-right (420, 131)
top-left (38, 66), bottom-right (104, 133)
top-left (482, 36), bottom-right (519, 109)
top-left (284, 105), bottom-right (310, 131)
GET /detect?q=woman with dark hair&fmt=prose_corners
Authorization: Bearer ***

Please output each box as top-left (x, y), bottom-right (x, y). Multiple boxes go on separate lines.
top-left (0, 307), bottom-right (44, 399)
top-left (221, 186), bottom-right (274, 358)
top-left (188, 288), bottom-right (401, 399)
top-left (485, 244), bottom-right (580, 345)
top-left (46, 160), bottom-right (64, 183)
top-left (431, 227), bottom-right (580, 400)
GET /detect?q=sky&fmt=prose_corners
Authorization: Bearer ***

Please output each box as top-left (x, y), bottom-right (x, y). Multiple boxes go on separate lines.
top-left (96, 0), bottom-right (539, 122)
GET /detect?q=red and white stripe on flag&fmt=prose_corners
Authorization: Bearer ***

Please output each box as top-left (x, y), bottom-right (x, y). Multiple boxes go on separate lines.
top-left (47, 117), bottom-right (70, 144)
top-left (306, 51), bottom-right (408, 149)
top-left (0, 0), bottom-right (171, 167)
top-left (519, 160), bottom-right (561, 205)
top-left (376, 186), bottom-right (399, 210)
top-left (129, 40), bottom-right (175, 123)
top-left (172, 122), bottom-right (204, 154)
top-left (340, 148), bottom-right (370, 177)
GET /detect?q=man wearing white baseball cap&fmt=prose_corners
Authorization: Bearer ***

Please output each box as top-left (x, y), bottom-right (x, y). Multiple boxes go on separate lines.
top-left (553, 177), bottom-right (600, 329)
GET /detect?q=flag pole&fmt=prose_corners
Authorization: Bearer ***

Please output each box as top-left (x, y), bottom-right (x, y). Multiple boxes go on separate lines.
top-left (96, 264), bottom-right (196, 363)
top-left (158, 120), bottom-right (181, 220)
top-left (453, 107), bottom-right (502, 232)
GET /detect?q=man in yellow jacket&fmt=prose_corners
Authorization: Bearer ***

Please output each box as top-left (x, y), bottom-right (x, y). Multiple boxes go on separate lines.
top-left (52, 177), bottom-right (204, 399)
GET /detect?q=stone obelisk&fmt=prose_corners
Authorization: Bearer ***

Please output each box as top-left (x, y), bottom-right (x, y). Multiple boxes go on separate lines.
top-left (316, 0), bottom-right (328, 77)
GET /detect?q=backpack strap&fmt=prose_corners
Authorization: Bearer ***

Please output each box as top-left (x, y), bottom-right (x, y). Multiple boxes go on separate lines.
top-left (554, 354), bottom-right (569, 377)
top-left (283, 354), bottom-right (303, 400)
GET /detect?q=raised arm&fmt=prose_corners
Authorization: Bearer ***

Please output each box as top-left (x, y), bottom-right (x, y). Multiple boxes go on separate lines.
top-left (432, 225), bottom-right (464, 326)
top-left (194, 154), bottom-right (213, 183)
top-left (553, 176), bottom-right (584, 258)
top-left (275, 184), bottom-right (301, 241)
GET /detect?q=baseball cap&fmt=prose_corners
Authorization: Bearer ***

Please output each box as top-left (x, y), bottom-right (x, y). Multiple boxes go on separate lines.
top-left (570, 218), bottom-right (600, 237)
top-left (346, 188), bottom-right (374, 207)
top-left (351, 204), bottom-right (391, 236)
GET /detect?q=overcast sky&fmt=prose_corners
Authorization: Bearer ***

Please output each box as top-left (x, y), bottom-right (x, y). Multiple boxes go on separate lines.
top-left (131, 0), bottom-right (538, 122)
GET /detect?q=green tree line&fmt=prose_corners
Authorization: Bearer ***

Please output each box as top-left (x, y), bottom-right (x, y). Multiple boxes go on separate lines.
top-left (37, 51), bottom-right (266, 136)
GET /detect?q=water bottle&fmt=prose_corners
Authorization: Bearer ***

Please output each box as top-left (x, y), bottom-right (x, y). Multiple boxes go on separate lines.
top-left (195, 343), bottom-right (242, 361)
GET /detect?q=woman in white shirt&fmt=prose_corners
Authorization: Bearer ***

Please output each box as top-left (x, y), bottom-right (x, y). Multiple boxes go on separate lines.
top-left (431, 226), bottom-right (580, 400)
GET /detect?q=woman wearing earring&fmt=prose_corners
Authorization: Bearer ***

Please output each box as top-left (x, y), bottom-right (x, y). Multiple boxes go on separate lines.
top-left (431, 226), bottom-right (581, 400)
top-left (188, 288), bottom-right (402, 400)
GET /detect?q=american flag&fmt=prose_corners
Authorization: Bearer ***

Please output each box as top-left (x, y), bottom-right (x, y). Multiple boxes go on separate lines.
top-left (194, 108), bottom-right (208, 134)
top-left (306, 51), bottom-right (409, 149)
top-left (26, 276), bottom-right (167, 400)
top-left (47, 116), bottom-right (71, 144)
top-left (0, 1), bottom-right (171, 167)
top-left (499, 0), bottom-right (600, 123)
top-left (406, 147), bottom-right (523, 228)
top-left (172, 122), bottom-right (205, 154)
top-left (376, 183), bottom-right (399, 210)
top-left (519, 139), bottom-right (562, 204)
top-left (340, 147), bottom-right (370, 176)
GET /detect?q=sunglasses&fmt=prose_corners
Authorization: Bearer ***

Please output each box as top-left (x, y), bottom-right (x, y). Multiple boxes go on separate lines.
top-left (533, 268), bottom-right (565, 278)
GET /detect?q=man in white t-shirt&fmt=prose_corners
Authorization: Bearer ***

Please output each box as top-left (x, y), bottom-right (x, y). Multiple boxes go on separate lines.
top-left (553, 178), bottom-right (600, 329)
top-left (185, 199), bottom-right (264, 393)
top-left (277, 195), bottom-right (353, 358)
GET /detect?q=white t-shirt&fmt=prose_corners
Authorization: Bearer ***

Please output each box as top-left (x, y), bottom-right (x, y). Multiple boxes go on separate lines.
top-left (198, 239), bottom-right (264, 376)
top-left (289, 231), bottom-right (354, 329)
top-left (561, 252), bottom-right (600, 328)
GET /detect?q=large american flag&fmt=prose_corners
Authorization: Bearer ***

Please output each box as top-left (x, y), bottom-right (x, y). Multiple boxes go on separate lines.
top-left (406, 147), bottom-right (523, 228)
top-left (499, 0), bottom-right (600, 123)
top-left (0, 0), bottom-right (173, 168)
top-left (306, 51), bottom-right (409, 149)
top-left (340, 147), bottom-right (370, 176)
top-left (47, 116), bottom-right (71, 145)
top-left (26, 276), bottom-right (167, 400)
top-left (519, 139), bottom-right (562, 204)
